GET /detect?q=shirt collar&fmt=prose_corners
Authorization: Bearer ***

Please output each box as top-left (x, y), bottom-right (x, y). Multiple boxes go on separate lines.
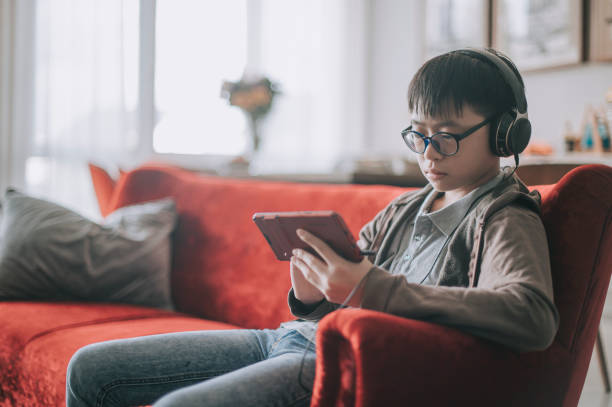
top-left (420, 170), bottom-right (504, 236)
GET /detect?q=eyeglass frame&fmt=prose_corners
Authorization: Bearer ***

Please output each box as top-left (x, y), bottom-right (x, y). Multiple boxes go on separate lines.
top-left (400, 116), bottom-right (494, 157)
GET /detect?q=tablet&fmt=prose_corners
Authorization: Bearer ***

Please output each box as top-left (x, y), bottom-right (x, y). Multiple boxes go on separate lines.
top-left (252, 210), bottom-right (366, 262)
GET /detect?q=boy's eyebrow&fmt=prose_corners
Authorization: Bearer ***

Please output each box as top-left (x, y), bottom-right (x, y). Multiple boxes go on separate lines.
top-left (411, 119), bottom-right (461, 127)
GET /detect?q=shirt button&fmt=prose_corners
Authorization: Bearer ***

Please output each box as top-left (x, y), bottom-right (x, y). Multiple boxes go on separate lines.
top-left (404, 254), bottom-right (411, 261)
top-left (414, 235), bottom-right (421, 242)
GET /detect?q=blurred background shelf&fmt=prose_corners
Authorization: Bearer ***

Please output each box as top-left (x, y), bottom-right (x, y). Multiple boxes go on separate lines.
top-left (213, 154), bottom-right (612, 188)
top-left (509, 153), bottom-right (612, 184)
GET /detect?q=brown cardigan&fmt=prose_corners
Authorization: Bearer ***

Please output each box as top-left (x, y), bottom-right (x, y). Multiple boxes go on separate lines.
top-left (290, 173), bottom-right (559, 352)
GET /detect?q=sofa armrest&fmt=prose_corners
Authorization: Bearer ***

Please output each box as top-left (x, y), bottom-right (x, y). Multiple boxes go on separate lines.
top-left (311, 308), bottom-right (557, 407)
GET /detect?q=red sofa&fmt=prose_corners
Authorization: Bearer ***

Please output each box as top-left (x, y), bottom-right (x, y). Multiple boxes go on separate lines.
top-left (1, 163), bottom-right (611, 406)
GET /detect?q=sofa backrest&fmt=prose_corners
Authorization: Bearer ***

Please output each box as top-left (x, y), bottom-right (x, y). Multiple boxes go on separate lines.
top-left (106, 164), bottom-right (407, 329)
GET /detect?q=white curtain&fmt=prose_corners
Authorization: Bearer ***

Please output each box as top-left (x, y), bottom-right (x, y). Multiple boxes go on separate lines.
top-left (12, 0), bottom-right (139, 219)
top-left (0, 0), bottom-right (36, 196)
top-left (0, 0), bottom-right (15, 197)
top-left (32, 0), bottom-right (139, 159)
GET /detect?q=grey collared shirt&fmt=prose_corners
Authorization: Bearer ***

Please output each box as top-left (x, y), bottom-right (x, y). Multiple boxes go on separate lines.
top-left (387, 170), bottom-right (505, 285)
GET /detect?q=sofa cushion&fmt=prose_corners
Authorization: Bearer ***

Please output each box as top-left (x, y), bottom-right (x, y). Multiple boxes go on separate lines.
top-left (0, 302), bottom-right (239, 407)
top-left (0, 190), bottom-right (177, 309)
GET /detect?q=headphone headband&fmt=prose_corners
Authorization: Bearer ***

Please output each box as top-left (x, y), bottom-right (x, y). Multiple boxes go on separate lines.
top-left (454, 48), bottom-right (531, 158)
top-left (455, 48), bottom-right (527, 115)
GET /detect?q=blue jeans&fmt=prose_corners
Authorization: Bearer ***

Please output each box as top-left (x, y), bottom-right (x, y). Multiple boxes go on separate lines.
top-left (66, 327), bottom-right (316, 407)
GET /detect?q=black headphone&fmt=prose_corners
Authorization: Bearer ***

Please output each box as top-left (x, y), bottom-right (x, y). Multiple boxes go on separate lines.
top-left (455, 48), bottom-right (531, 158)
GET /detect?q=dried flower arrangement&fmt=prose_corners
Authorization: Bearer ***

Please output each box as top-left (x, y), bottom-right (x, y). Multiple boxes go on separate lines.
top-left (221, 76), bottom-right (280, 153)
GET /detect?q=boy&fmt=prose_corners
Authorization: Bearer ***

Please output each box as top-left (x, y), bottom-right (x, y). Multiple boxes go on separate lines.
top-left (66, 48), bottom-right (559, 407)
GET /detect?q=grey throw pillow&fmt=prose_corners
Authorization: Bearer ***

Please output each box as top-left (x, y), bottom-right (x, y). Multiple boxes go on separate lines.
top-left (0, 189), bottom-right (177, 310)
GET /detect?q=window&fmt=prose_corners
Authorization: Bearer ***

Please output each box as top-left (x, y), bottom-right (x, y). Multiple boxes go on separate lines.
top-left (153, 0), bottom-right (248, 156)
top-left (19, 0), bottom-right (360, 219)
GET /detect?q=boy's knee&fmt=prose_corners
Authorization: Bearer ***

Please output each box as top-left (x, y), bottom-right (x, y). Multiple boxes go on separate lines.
top-left (68, 344), bottom-right (97, 381)
top-left (66, 343), bottom-right (107, 404)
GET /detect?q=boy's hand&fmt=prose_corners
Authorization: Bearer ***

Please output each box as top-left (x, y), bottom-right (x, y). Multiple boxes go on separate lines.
top-left (290, 229), bottom-right (373, 307)
top-left (290, 256), bottom-right (325, 305)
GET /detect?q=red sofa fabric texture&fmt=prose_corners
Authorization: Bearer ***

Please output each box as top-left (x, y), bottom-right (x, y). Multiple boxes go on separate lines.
top-left (0, 163), bottom-right (610, 406)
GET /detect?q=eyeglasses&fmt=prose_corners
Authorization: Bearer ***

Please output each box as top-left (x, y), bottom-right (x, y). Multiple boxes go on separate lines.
top-left (401, 116), bottom-right (493, 156)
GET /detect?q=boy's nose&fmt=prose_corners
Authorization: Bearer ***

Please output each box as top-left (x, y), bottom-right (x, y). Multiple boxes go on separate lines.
top-left (423, 140), bottom-right (443, 161)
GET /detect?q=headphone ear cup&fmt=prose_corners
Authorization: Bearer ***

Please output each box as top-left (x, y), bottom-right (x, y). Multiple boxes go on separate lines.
top-left (509, 117), bottom-right (531, 155)
top-left (489, 118), bottom-right (500, 155)
top-left (492, 112), bottom-right (515, 157)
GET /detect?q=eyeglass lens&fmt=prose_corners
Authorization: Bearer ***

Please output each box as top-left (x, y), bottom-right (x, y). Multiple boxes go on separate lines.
top-left (405, 132), bottom-right (458, 156)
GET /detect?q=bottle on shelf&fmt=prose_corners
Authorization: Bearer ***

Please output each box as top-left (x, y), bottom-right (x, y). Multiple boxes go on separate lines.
top-left (603, 87), bottom-right (612, 152)
top-left (581, 105), bottom-right (595, 152)
top-left (564, 121), bottom-right (579, 152)
top-left (596, 107), bottom-right (611, 152)
top-left (606, 86), bottom-right (612, 131)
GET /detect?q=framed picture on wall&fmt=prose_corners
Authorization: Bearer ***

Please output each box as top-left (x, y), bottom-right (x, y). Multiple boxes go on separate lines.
top-left (492, 0), bottom-right (583, 71)
top-left (424, 0), bottom-right (490, 60)
top-left (589, 0), bottom-right (612, 61)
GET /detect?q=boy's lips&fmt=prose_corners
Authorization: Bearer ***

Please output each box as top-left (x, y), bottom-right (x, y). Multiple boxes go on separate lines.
top-left (425, 169), bottom-right (447, 180)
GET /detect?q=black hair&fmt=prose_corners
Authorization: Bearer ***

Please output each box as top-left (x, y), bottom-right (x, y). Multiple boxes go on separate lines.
top-left (407, 48), bottom-right (524, 119)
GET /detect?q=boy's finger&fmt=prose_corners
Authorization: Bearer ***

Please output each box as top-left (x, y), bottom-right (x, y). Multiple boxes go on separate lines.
top-left (295, 229), bottom-right (339, 265)
top-left (292, 247), bottom-right (326, 271)
top-left (292, 256), bottom-right (322, 287)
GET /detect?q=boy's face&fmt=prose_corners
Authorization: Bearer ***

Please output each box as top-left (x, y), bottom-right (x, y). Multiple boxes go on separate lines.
top-left (409, 104), bottom-right (500, 197)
